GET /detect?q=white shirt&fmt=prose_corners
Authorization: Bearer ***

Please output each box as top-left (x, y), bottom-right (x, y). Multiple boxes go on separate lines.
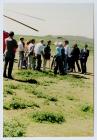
top-left (34, 42), bottom-right (44, 55)
top-left (28, 43), bottom-right (35, 53)
top-left (18, 41), bottom-right (24, 52)
top-left (64, 44), bottom-right (71, 57)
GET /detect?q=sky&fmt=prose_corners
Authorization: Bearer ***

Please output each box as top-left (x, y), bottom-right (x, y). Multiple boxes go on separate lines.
top-left (3, 3), bottom-right (93, 38)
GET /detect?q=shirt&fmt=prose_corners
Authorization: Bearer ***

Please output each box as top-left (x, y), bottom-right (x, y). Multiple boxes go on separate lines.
top-left (56, 47), bottom-right (62, 56)
top-left (5, 37), bottom-right (18, 54)
top-left (18, 41), bottom-right (24, 52)
top-left (64, 45), bottom-right (71, 57)
top-left (28, 43), bottom-right (35, 53)
top-left (34, 42), bottom-right (44, 55)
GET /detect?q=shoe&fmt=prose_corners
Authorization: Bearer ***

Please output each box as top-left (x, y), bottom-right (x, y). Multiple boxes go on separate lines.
top-left (3, 75), bottom-right (8, 78)
top-left (8, 76), bottom-right (14, 79)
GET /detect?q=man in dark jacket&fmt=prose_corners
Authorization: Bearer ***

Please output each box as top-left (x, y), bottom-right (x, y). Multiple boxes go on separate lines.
top-left (71, 44), bottom-right (81, 72)
top-left (80, 44), bottom-right (89, 74)
top-left (43, 40), bottom-right (51, 71)
top-left (3, 31), bottom-right (18, 79)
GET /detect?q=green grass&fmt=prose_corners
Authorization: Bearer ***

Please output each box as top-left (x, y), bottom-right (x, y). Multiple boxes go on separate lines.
top-left (4, 119), bottom-right (25, 137)
top-left (31, 111), bottom-right (65, 124)
top-left (3, 35), bottom-right (94, 137)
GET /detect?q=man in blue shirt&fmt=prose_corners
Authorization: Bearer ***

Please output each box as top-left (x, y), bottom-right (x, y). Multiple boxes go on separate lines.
top-left (54, 42), bottom-right (64, 75)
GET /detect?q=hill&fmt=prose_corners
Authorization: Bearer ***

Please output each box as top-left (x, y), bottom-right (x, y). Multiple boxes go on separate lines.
top-left (3, 35), bottom-right (94, 137)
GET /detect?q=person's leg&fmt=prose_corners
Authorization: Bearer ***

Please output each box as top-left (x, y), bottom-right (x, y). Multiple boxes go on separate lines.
top-left (59, 57), bottom-right (64, 75)
top-left (3, 57), bottom-right (9, 77)
top-left (28, 55), bottom-right (32, 69)
top-left (54, 57), bottom-right (58, 74)
top-left (32, 56), bottom-right (36, 70)
top-left (43, 58), bottom-right (47, 71)
top-left (37, 55), bottom-right (41, 70)
top-left (38, 55), bottom-right (41, 70)
top-left (81, 59), bottom-right (84, 74)
top-left (75, 60), bottom-right (81, 72)
top-left (84, 60), bottom-right (87, 74)
top-left (8, 59), bottom-right (14, 78)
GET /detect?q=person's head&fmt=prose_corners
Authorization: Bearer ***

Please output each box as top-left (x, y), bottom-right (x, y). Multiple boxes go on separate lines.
top-left (47, 40), bottom-right (51, 45)
top-left (64, 40), bottom-right (69, 45)
top-left (73, 43), bottom-right (78, 48)
top-left (9, 31), bottom-right (14, 38)
top-left (31, 39), bottom-right (35, 44)
top-left (85, 44), bottom-right (88, 49)
top-left (40, 40), bottom-right (44, 44)
top-left (20, 37), bottom-right (24, 42)
top-left (58, 42), bottom-right (63, 48)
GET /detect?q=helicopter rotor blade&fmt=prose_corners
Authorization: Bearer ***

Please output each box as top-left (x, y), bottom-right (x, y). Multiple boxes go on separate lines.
top-left (3, 15), bottom-right (39, 32)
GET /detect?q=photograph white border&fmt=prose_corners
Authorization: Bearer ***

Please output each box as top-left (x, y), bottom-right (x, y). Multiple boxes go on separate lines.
top-left (0, 0), bottom-right (97, 140)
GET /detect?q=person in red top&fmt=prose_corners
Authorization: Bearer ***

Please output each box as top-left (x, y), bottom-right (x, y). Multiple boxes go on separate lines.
top-left (3, 31), bottom-right (9, 53)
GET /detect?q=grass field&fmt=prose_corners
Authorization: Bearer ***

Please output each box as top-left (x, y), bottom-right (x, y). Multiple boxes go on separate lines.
top-left (3, 35), bottom-right (94, 137)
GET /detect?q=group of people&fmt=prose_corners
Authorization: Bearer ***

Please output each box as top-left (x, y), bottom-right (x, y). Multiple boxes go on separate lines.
top-left (3, 31), bottom-right (89, 79)
top-left (18, 38), bottom-right (51, 71)
top-left (53, 40), bottom-right (89, 75)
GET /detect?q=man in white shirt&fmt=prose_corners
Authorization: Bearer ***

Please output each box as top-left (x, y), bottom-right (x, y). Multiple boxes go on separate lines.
top-left (28, 39), bottom-right (35, 69)
top-left (18, 37), bottom-right (25, 69)
top-left (34, 40), bottom-right (44, 71)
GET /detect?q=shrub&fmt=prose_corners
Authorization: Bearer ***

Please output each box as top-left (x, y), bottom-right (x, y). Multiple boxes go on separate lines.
top-left (4, 89), bottom-right (14, 95)
top-left (4, 119), bottom-right (25, 137)
top-left (81, 104), bottom-right (93, 113)
top-left (32, 112), bottom-right (65, 124)
top-left (32, 91), bottom-right (57, 102)
top-left (4, 97), bottom-right (40, 110)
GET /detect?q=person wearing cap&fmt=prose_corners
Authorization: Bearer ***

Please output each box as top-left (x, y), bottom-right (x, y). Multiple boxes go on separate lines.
top-left (18, 37), bottom-right (25, 69)
top-left (34, 40), bottom-right (45, 71)
top-left (80, 44), bottom-right (89, 74)
top-left (54, 42), bottom-right (64, 75)
top-left (3, 31), bottom-right (18, 79)
top-left (43, 40), bottom-right (51, 71)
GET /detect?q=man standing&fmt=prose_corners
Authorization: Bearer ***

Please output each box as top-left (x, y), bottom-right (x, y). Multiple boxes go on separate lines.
top-left (18, 37), bottom-right (25, 69)
top-left (3, 31), bottom-right (18, 79)
top-left (34, 40), bottom-right (44, 71)
top-left (71, 44), bottom-right (81, 72)
top-left (43, 40), bottom-right (51, 71)
top-left (64, 40), bottom-right (70, 73)
top-left (80, 44), bottom-right (89, 74)
top-left (28, 39), bottom-right (36, 70)
top-left (54, 42), bottom-right (64, 75)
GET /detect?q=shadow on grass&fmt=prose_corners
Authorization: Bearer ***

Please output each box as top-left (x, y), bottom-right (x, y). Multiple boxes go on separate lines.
top-left (14, 78), bottom-right (38, 84)
top-left (71, 74), bottom-right (89, 79)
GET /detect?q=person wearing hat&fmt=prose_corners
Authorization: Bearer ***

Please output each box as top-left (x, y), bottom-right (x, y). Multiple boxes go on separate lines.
top-left (3, 31), bottom-right (18, 79)
top-left (18, 37), bottom-right (25, 69)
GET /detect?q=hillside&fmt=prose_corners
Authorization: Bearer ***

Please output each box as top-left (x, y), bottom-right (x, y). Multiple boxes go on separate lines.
top-left (3, 35), bottom-right (94, 137)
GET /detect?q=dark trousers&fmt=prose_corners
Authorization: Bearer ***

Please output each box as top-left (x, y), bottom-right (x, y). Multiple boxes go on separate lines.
top-left (80, 59), bottom-right (87, 74)
top-left (36, 54), bottom-right (41, 70)
top-left (54, 56), bottom-right (64, 75)
top-left (74, 59), bottom-right (81, 72)
top-left (3, 57), bottom-right (14, 77)
top-left (67, 57), bottom-right (72, 70)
